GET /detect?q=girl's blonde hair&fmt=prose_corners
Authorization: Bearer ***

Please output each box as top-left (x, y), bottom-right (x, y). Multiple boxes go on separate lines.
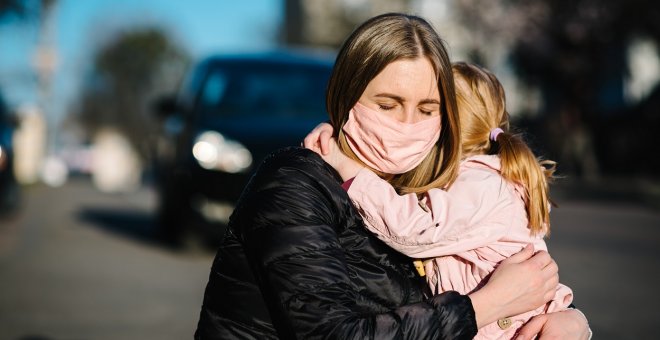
top-left (452, 62), bottom-right (556, 235)
top-left (327, 13), bottom-right (461, 195)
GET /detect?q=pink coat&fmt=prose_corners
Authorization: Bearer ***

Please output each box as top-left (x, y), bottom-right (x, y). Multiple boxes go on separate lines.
top-left (347, 154), bottom-right (573, 340)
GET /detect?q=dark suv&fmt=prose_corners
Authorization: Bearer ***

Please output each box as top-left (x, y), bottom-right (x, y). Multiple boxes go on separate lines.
top-left (152, 51), bottom-right (334, 246)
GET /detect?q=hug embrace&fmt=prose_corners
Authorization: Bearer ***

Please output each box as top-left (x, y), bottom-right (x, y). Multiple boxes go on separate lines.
top-left (195, 13), bottom-right (591, 340)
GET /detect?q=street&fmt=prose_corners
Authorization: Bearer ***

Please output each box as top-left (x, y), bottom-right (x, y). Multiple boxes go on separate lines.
top-left (0, 177), bottom-right (659, 339)
top-left (547, 179), bottom-right (660, 340)
top-left (0, 179), bottom-right (214, 340)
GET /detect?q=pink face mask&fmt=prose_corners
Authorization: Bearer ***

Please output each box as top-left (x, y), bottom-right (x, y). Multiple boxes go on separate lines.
top-left (342, 102), bottom-right (441, 174)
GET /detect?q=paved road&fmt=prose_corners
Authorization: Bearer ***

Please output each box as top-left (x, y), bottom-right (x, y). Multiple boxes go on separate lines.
top-left (547, 179), bottom-right (660, 340)
top-left (0, 177), bottom-right (658, 339)
top-left (0, 179), bottom-right (215, 340)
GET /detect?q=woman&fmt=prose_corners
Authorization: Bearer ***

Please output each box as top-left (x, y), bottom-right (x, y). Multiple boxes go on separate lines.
top-left (304, 62), bottom-right (583, 339)
top-left (195, 13), bottom-right (588, 339)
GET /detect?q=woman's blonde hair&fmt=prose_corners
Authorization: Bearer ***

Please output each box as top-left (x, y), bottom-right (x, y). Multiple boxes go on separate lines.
top-left (452, 62), bottom-right (556, 235)
top-left (326, 13), bottom-right (461, 194)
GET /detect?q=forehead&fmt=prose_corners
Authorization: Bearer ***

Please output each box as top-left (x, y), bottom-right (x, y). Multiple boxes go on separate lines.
top-left (364, 58), bottom-right (440, 101)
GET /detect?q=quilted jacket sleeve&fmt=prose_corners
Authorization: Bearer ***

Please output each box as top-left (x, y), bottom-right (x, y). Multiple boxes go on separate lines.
top-left (232, 147), bottom-right (477, 340)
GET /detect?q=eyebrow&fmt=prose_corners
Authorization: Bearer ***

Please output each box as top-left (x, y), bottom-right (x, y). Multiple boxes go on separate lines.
top-left (420, 99), bottom-right (441, 105)
top-left (374, 93), bottom-right (440, 105)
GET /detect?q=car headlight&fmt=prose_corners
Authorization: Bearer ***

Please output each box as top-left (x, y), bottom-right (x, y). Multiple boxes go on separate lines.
top-left (192, 131), bottom-right (252, 173)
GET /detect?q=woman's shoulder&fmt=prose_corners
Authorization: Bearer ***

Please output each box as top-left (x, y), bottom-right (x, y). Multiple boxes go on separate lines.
top-left (257, 146), bottom-right (341, 181)
top-left (230, 146), bottom-right (350, 230)
top-left (238, 146), bottom-right (347, 203)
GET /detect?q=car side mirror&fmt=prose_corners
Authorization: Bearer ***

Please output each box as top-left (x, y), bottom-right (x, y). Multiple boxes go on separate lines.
top-left (152, 95), bottom-right (180, 119)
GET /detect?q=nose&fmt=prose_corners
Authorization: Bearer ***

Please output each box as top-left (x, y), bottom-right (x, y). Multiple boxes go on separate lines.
top-left (394, 107), bottom-right (416, 124)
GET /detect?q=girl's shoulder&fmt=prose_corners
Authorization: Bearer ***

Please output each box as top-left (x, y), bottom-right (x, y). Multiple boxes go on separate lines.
top-left (460, 154), bottom-right (501, 172)
top-left (457, 155), bottom-right (503, 184)
top-left (456, 155), bottom-right (525, 200)
top-left (457, 155), bottom-right (525, 200)
top-left (451, 155), bottom-right (503, 189)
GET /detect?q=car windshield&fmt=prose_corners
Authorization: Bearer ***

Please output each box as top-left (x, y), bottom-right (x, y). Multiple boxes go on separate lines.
top-left (197, 60), bottom-right (331, 120)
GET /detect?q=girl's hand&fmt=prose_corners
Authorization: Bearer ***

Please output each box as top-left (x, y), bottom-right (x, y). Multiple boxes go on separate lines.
top-left (319, 137), bottom-right (363, 181)
top-left (303, 122), bottom-right (362, 181)
top-left (469, 244), bottom-right (559, 328)
top-left (515, 309), bottom-right (591, 340)
top-left (303, 122), bottom-right (334, 156)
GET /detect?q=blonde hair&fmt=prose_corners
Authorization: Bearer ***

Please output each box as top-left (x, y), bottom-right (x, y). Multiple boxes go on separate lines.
top-left (452, 62), bottom-right (556, 235)
top-left (326, 13), bottom-right (461, 194)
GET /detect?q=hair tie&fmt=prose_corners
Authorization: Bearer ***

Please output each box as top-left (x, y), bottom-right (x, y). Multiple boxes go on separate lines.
top-left (489, 128), bottom-right (504, 142)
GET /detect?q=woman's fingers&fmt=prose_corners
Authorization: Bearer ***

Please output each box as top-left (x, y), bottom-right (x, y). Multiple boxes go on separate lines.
top-left (525, 251), bottom-right (559, 303)
top-left (514, 314), bottom-right (547, 340)
top-left (483, 245), bottom-right (562, 318)
top-left (528, 250), bottom-right (552, 269)
top-left (517, 309), bottom-right (591, 340)
top-left (536, 252), bottom-right (559, 303)
top-left (502, 244), bottom-right (534, 264)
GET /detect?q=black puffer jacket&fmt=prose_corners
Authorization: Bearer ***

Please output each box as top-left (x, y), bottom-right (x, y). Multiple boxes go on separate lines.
top-left (195, 147), bottom-right (477, 339)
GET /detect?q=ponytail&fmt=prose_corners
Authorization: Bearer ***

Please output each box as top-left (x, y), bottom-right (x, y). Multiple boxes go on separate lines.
top-left (492, 131), bottom-right (555, 236)
top-left (453, 62), bottom-right (556, 236)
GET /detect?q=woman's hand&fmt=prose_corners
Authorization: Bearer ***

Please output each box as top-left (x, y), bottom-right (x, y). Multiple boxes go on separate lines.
top-left (515, 309), bottom-right (591, 340)
top-left (469, 244), bottom-right (559, 328)
top-left (303, 122), bottom-right (363, 181)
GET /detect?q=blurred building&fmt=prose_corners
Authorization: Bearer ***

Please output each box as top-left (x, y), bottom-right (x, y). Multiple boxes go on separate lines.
top-left (91, 128), bottom-right (142, 193)
top-left (12, 104), bottom-right (47, 185)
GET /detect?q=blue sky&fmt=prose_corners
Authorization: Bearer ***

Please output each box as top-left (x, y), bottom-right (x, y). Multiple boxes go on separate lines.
top-left (0, 0), bottom-right (284, 127)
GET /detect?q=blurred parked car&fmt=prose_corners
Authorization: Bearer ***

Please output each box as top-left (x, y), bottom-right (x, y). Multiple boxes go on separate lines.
top-left (152, 50), bottom-right (334, 246)
top-left (0, 90), bottom-right (20, 215)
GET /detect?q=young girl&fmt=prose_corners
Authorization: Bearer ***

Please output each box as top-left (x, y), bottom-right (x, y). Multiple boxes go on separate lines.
top-left (305, 62), bottom-right (575, 339)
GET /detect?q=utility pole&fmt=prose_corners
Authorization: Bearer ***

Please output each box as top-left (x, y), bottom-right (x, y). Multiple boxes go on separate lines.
top-left (30, 0), bottom-right (64, 185)
top-left (32, 0), bottom-right (57, 153)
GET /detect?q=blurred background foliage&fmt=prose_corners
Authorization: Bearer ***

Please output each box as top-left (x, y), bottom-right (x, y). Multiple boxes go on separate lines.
top-left (75, 28), bottom-right (189, 161)
top-left (0, 0), bottom-right (31, 20)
